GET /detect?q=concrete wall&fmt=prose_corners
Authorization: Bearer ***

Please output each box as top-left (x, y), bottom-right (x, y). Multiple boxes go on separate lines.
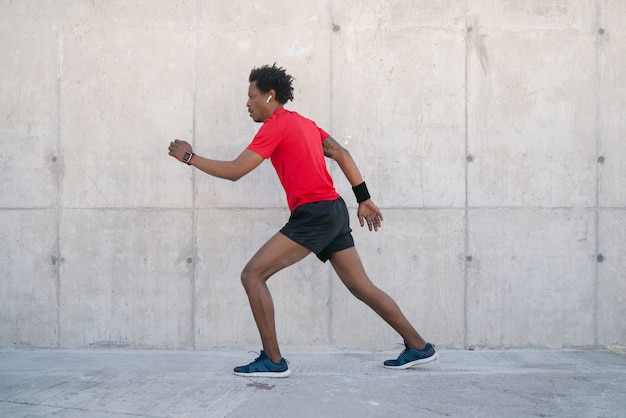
top-left (1, 0), bottom-right (624, 350)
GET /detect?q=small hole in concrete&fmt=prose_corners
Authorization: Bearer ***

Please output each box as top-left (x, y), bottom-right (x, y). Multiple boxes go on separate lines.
top-left (597, 254), bottom-right (604, 263)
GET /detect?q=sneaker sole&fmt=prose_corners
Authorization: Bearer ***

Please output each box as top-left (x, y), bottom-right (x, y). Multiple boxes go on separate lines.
top-left (233, 369), bottom-right (291, 378)
top-left (383, 352), bottom-right (439, 370)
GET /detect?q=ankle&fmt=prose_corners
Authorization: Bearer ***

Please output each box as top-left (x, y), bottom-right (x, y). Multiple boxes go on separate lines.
top-left (268, 355), bottom-right (282, 364)
top-left (405, 340), bottom-right (428, 351)
top-left (263, 350), bottom-right (282, 364)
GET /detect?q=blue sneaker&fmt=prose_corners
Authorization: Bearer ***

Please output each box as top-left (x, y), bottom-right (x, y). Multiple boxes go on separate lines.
top-left (383, 343), bottom-right (439, 369)
top-left (233, 350), bottom-right (291, 378)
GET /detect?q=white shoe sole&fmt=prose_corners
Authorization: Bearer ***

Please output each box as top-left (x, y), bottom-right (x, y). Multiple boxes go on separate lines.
top-left (233, 369), bottom-right (291, 378)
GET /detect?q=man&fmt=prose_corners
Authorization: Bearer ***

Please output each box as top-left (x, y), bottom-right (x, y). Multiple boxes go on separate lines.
top-left (168, 64), bottom-right (438, 378)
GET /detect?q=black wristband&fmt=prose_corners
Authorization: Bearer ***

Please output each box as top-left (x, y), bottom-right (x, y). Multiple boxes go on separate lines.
top-left (352, 182), bottom-right (371, 203)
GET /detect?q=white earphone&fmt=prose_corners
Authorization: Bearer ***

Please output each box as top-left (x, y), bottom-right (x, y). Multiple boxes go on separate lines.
top-left (266, 95), bottom-right (272, 103)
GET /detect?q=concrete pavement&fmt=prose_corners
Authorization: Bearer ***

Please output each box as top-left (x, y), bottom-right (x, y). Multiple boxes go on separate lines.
top-left (1, 348), bottom-right (625, 417)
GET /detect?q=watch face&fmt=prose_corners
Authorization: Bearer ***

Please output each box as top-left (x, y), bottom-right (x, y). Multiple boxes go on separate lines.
top-left (183, 152), bottom-right (191, 162)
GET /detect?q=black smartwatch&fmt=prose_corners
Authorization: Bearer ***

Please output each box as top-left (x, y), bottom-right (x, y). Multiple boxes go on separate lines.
top-left (182, 151), bottom-right (194, 165)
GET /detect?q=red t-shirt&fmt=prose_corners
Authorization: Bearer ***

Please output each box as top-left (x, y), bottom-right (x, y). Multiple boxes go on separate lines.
top-left (247, 108), bottom-right (340, 211)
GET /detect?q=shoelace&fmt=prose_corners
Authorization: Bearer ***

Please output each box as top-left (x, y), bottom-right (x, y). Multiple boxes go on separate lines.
top-left (246, 350), bottom-right (263, 363)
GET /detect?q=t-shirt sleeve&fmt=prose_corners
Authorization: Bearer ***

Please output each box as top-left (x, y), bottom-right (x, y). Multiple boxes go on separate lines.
top-left (318, 126), bottom-right (330, 142)
top-left (247, 121), bottom-right (281, 159)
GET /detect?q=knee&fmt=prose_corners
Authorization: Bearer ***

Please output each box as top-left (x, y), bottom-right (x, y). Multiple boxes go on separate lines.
top-left (346, 282), bottom-right (376, 303)
top-left (240, 265), bottom-right (261, 292)
top-left (348, 287), bottom-right (366, 302)
top-left (240, 267), bottom-right (252, 290)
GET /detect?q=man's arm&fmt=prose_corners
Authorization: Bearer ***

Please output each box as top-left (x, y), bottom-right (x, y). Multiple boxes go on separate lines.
top-left (322, 135), bottom-right (364, 187)
top-left (323, 135), bottom-right (383, 231)
top-left (168, 139), bottom-right (264, 181)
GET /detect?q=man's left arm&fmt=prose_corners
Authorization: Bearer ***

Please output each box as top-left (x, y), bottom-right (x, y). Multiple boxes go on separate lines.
top-left (322, 135), bottom-right (383, 231)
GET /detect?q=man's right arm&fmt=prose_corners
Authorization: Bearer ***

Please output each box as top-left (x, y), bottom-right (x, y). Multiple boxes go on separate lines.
top-left (190, 149), bottom-right (265, 181)
top-left (169, 139), bottom-right (265, 181)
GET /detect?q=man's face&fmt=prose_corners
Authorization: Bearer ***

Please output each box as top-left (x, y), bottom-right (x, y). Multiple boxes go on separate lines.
top-left (246, 81), bottom-right (271, 123)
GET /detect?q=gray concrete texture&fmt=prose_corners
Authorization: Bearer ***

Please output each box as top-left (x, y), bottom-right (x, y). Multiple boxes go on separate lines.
top-left (1, 348), bottom-right (625, 417)
top-left (1, 1), bottom-right (625, 351)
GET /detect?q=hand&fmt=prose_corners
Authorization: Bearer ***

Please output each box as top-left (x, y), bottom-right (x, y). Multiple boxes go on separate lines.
top-left (357, 199), bottom-right (383, 231)
top-left (168, 139), bottom-right (193, 162)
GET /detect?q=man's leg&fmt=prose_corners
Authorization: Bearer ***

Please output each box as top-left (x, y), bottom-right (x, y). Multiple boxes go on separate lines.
top-left (240, 232), bottom-right (311, 363)
top-left (328, 246), bottom-right (427, 350)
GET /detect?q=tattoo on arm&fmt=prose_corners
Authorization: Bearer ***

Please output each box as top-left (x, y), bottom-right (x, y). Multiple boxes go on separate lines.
top-left (323, 136), bottom-right (340, 158)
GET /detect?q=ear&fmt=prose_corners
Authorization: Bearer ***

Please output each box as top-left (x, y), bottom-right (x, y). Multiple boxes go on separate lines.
top-left (267, 89), bottom-right (277, 102)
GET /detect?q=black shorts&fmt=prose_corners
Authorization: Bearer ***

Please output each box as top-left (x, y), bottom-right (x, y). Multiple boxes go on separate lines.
top-left (280, 197), bottom-right (354, 262)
